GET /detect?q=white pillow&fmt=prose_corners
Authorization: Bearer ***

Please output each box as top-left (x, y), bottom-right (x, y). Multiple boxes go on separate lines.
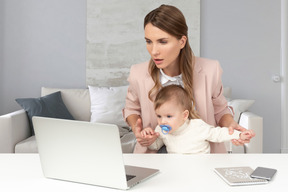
top-left (88, 85), bottom-right (128, 127)
top-left (228, 99), bottom-right (255, 122)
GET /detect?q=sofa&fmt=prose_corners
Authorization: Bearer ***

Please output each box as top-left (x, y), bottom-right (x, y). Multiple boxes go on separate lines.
top-left (0, 86), bottom-right (263, 153)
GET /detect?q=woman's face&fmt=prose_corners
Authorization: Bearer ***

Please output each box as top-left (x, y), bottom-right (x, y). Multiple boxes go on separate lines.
top-left (144, 23), bottom-right (186, 76)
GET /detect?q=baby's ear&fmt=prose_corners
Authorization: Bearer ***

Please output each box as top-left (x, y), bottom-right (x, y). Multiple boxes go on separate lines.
top-left (183, 110), bottom-right (189, 120)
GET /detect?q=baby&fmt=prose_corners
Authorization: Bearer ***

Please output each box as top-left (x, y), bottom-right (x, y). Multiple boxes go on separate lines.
top-left (141, 85), bottom-right (254, 154)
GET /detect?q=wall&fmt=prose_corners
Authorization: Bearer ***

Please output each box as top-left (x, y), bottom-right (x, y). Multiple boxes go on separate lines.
top-left (0, 0), bottom-right (282, 153)
top-left (0, 0), bottom-right (87, 114)
top-left (201, 0), bottom-right (281, 153)
top-left (0, 1), bottom-right (4, 115)
top-left (281, 0), bottom-right (288, 153)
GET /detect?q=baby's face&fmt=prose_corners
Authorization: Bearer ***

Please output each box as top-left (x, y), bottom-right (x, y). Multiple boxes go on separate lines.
top-left (155, 100), bottom-right (187, 133)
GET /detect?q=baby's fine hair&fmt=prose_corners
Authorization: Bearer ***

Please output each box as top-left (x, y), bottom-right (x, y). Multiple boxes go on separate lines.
top-left (154, 85), bottom-right (199, 119)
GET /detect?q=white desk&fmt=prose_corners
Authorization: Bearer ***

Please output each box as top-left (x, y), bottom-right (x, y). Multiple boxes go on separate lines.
top-left (0, 154), bottom-right (287, 191)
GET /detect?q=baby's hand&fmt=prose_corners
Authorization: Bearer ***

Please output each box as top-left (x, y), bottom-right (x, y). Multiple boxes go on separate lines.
top-left (141, 128), bottom-right (155, 137)
top-left (240, 129), bottom-right (255, 141)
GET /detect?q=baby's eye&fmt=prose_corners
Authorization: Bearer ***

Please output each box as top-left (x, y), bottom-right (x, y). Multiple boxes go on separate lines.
top-left (167, 115), bottom-right (172, 118)
top-left (157, 115), bottom-right (161, 118)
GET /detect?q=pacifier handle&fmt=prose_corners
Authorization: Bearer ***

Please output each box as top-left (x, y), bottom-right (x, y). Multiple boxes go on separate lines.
top-left (160, 125), bottom-right (172, 135)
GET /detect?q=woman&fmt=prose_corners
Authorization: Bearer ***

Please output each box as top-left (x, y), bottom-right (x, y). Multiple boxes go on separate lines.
top-left (123, 4), bottom-right (254, 153)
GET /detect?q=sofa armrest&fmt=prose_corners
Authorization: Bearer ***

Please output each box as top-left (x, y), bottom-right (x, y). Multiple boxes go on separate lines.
top-left (0, 110), bottom-right (31, 153)
top-left (120, 132), bottom-right (136, 153)
top-left (240, 112), bottom-right (263, 153)
top-left (232, 112), bottom-right (263, 153)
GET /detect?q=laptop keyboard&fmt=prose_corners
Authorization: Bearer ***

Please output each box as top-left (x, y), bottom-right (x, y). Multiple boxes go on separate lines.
top-left (126, 174), bottom-right (136, 181)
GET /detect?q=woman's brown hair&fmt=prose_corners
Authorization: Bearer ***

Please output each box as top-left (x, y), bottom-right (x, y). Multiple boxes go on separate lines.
top-left (144, 4), bottom-right (197, 116)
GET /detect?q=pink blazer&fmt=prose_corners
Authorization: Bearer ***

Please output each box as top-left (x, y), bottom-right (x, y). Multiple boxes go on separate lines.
top-left (123, 57), bottom-right (231, 153)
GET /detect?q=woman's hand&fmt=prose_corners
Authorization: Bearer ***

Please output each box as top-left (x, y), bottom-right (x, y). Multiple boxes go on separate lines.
top-left (240, 129), bottom-right (255, 141)
top-left (228, 121), bottom-right (256, 146)
top-left (219, 114), bottom-right (255, 146)
top-left (133, 118), bottom-right (159, 147)
top-left (141, 127), bottom-right (155, 137)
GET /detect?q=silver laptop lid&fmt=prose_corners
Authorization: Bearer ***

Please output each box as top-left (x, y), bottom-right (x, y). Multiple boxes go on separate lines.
top-left (33, 116), bottom-right (128, 189)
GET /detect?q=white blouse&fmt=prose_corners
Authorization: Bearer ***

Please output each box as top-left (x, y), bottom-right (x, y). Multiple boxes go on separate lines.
top-left (160, 69), bottom-right (183, 87)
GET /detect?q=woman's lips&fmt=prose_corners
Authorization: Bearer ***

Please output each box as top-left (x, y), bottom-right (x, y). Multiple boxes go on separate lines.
top-left (154, 59), bottom-right (163, 65)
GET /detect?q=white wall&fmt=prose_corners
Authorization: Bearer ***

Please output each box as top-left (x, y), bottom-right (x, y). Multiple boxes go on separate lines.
top-left (0, 0), bottom-right (87, 114)
top-left (0, 0), bottom-right (282, 152)
top-left (201, 0), bottom-right (281, 153)
top-left (281, 0), bottom-right (288, 153)
top-left (0, 1), bottom-right (5, 114)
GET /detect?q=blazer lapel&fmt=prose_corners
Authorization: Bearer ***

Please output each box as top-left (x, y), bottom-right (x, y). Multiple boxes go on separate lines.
top-left (193, 60), bottom-right (208, 122)
top-left (143, 70), bottom-right (158, 128)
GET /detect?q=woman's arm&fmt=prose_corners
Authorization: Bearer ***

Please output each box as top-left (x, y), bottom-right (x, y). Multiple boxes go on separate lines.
top-left (218, 114), bottom-right (255, 145)
top-left (208, 61), bottom-right (255, 145)
top-left (126, 114), bottom-right (141, 134)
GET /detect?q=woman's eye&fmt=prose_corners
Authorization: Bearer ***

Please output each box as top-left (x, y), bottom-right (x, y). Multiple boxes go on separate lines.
top-left (145, 40), bottom-right (152, 44)
top-left (157, 115), bottom-right (161, 118)
top-left (160, 41), bottom-right (167, 44)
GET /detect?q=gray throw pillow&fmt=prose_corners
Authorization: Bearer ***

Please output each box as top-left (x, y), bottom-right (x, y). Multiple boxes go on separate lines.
top-left (16, 91), bottom-right (74, 135)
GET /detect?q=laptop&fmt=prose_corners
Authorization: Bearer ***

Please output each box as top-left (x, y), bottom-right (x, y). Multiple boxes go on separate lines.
top-left (32, 116), bottom-right (159, 190)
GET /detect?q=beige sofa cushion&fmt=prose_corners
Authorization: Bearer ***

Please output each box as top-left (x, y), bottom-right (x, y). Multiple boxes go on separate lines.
top-left (15, 130), bottom-right (136, 153)
top-left (41, 87), bottom-right (91, 121)
top-left (15, 136), bottom-right (38, 153)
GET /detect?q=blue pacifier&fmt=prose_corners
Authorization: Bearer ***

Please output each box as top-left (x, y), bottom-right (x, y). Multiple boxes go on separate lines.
top-left (160, 125), bottom-right (172, 135)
